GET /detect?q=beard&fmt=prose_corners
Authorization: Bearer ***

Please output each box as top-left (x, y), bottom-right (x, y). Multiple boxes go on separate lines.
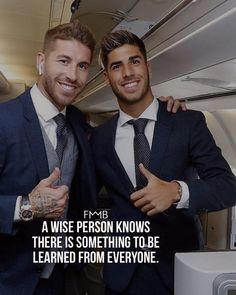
top-left (110, 74), bottom-right (150, 106)
top-left (41, 74), bottom-right (82, 107)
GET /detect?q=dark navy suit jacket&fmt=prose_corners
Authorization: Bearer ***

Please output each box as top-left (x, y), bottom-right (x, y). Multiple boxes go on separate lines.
top-left (0, 89), bottom-right (96, 294)
top-left (91, 100), bottom-right (236, 293)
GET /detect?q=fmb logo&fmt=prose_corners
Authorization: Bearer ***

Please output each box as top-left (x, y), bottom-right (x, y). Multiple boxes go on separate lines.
top-left (84, 210), bottom-right (110, 220)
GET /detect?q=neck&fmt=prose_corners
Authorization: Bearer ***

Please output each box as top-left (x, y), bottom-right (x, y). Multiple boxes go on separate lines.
top-left (36, 79), bottom-right (65, 112)
top-left (120, 91), bottom-right (154, 118)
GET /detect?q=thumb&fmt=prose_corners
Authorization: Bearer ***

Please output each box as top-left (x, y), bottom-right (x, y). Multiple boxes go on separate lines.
top-left (43, 167), bottom-right (60, 187)
top-left (139, 163), bottom-right (152, 181)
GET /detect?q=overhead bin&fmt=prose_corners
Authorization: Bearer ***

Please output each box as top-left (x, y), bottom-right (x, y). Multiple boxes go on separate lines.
top-left (76, 0), bottom-right (236, 113)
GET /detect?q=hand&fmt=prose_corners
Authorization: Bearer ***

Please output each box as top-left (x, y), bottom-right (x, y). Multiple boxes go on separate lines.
top-left (130, 164), bottom-right (180, 216)
top-left (29, 168), bottom-right (69, 219)
top-left (159, 96), bottom-right (187, 113)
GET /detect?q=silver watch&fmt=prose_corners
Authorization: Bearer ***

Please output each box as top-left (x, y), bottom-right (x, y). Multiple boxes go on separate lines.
top-left (19, 195), bottom-right (33, 221)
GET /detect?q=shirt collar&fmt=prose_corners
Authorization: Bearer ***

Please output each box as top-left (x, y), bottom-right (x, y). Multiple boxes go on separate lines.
top-left (30, 84), bottom-right (66, 123)
top-left (118, 98), bottom-right (159, 128)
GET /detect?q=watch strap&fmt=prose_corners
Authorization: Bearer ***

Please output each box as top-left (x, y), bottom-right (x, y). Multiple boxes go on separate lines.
top-left (19, 195), bottom-right (33, 221)
top-left (21, 195), bottom-right (30, 206)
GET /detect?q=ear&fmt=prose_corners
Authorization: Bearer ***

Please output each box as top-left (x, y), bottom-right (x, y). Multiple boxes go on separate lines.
top-left (36, 52), bottom-right (45, 75)
top-left (103, 70), bottom-right (109, 83)
top-left (147, 61), bottom-right (152, 77)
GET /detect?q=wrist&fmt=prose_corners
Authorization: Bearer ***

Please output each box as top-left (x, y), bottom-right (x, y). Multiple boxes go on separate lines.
top-left (171, 181), bottom-right (182, 203)
top-left (19, 195), bottom-right (34, 221)
top-left (29, 191), bottom-right (44, 219)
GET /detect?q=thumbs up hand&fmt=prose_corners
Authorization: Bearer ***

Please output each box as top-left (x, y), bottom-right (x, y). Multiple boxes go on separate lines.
top-left (130, 164), bottom-right (181, 216)
top-left (29, 167), bottom-right (69, 219)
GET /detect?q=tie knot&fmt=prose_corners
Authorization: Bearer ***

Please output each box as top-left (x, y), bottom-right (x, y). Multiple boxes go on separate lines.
top-left (129, 118), bottom-right (149, 135)
top-left (53, 113), bottom-right (66, 127)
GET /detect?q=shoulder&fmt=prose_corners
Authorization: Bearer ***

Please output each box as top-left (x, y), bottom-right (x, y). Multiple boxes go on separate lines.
top-left (0, 96), bottom-right (21, 112)
top-left (158, 100), bottom-right (205, 125)
top-left (0, 92), bottom-right (29, 138)
top-left (0, 93), bottom-right (26, 124)
top-left (67, 105), bottom-right (85, 123)
top-left (0, 89), bottom-right (42, 140)
top-left (67, 104), bottom-right (84, 118)
top-left (91, 114), bottom-right (118, 145)
top-left (93, 114), bottom-right (118, 134)
top-left (66, 105), bottom-right (90, 132)
top-left (0, 89), bottom-right (31, 111)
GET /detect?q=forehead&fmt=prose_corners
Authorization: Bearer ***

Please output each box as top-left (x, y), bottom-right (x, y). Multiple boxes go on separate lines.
top-left (46, 39), bottom-right (92, 61)
top-left (107, 44), bottom-right (144, 64)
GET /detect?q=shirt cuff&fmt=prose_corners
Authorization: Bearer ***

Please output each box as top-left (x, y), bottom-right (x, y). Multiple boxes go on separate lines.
top-left (176, 181), bottom-right (189, 209)
top-left (14, 196), bottom-right (22, 221)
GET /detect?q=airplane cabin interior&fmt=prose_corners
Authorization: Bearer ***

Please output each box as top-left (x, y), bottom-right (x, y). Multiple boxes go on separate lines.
top-left (0, 0), bottom-right (236, 294)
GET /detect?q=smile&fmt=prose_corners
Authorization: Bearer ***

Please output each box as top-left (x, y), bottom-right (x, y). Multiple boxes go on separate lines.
top-left (122, 80), bottom-right (139, 89)
top-left (58, 82), bottom-right (77, 91)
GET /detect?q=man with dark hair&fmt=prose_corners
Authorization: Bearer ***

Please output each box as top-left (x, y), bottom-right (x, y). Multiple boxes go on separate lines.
top-left (0, 21), bottom-right (184, 295)
top-left (0, 20), bottom-right (97, 295)
top-left (91, 30), bottom-right (236, 295)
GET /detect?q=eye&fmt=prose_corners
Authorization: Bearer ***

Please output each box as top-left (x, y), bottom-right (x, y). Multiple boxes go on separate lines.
top-left (111, 64), bottom-right (120, 71)
top-left (58, 59), bottom-right (68, 65)
top-left (132, 58), bottom-right (140, 65)
top-left (78, 63), bottom-right (89, 71)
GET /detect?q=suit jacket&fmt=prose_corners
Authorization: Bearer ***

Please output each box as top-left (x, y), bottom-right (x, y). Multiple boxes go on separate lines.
top-left (91, 100), bottom-right (236, 292)
top-left (0, 89), bottom-right (96, 294)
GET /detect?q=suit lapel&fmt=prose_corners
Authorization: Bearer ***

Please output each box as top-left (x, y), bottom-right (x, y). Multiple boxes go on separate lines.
top-left (105, 115), bottom-right (134, 191)
top-left (20, 90), bottom-right (49, 180)
top-left (105, 103), bottom-right (173, 190)
top-left (149, 101), bottom-right (173, 177)
top-left (66, 107), bottom-right (91, 157)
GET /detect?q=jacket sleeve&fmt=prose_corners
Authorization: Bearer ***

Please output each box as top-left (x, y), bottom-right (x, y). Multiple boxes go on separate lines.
top-left (187, 112), bottom-right (236, 214)
top-left (0, 126), bottom-right (19, 235)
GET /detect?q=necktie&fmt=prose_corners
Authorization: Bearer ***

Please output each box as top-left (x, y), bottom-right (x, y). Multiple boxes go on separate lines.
top-left (129, 118), bottom-right (151, 187)
top-left (53, 113), bottom-right (68, 164)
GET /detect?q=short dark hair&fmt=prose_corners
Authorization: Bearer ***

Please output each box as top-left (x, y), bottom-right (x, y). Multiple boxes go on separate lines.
top-left (43, 20), bottom-right (96, 57)
top-left (100, 30), bottom-right (147, 69)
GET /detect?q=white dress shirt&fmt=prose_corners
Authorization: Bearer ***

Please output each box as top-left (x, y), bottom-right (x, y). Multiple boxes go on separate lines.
top-left (31, 84), bottom-right (66, 148)
top-left (115, 98), bottom-right (189, 208)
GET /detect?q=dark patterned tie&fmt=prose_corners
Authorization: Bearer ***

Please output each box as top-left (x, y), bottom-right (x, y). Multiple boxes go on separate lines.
top-left (129, 118), bottom-right (151, 187)
top-left (53, 113), bottom-right (68, 164)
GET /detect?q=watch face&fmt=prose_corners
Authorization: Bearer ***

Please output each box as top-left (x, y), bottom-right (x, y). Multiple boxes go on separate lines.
top-left (20, 206), bottom-right (33, 221)
top-left (22, 210), bottom-right (33, 220)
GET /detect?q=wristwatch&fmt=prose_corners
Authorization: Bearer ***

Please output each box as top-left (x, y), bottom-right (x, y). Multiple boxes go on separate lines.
top-left (19, 195), bottom-right (34, 221)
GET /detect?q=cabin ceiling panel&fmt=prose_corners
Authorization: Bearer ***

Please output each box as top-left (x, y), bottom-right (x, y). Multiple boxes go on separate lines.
top-left (77, 0), bottom-right (236, 112)
top-left (150, 5), bottom-right (236, 85)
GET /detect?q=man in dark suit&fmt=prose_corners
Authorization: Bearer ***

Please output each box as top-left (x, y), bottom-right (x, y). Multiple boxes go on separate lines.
top-left (91, 30), bottom-right (236, 295)
top-left (0, 20), bottom-right (97, 295)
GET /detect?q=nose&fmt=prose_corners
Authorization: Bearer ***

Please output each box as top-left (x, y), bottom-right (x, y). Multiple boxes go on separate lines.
top-left (66, 64), bottom-right (77, 82)
top-left (122, 64), bottom-right (133, 78)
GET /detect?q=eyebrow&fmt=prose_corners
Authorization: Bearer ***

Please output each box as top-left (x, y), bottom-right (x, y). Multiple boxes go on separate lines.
top-left (109, 61), bottom-right (121, 69)
top-left (57, 54), bottom-right (71, 59)
top-left (129, 55), bottom-right (142, 61)
top-left (57, 55), bottom-right (90, 65)
top-left (109, 55), bottom-right (142, 69)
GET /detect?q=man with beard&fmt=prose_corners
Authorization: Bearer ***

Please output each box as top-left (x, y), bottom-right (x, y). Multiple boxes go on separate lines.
top-left (0, 21), bottom-right (184, 295)
top-left (0, 20), bottom-right (97, 295)
top-left (91, 30), bottom-right (236, 295)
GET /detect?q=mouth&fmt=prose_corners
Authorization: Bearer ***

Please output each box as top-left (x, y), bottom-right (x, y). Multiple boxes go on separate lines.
top-left (124, 81), bottom-right (138, 88)
top-left (58, 81), bottom-right (78, 93)
top-left (121, 80), bottom-right (139, 91)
